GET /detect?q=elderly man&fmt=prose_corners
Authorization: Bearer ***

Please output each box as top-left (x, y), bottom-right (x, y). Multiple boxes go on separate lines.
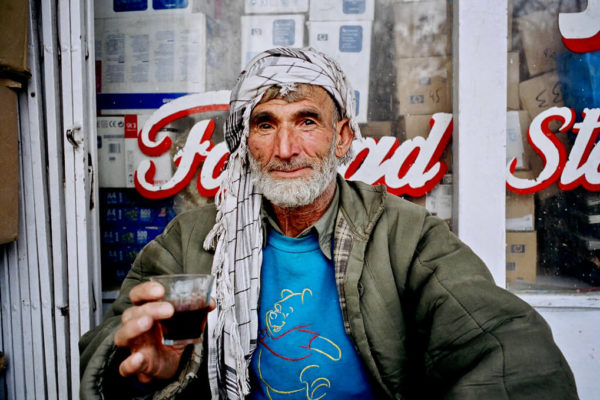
top-left (80, 48), bottom-right (578, 399)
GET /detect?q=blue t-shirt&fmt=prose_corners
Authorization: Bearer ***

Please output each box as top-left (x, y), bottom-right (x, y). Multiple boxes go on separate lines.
top-left (250, 228), bottom-right (374, 399)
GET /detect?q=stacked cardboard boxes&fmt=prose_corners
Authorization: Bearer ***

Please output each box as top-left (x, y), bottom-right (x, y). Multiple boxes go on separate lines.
top-left (516, 9), bottom-right (566, 121)
top-left (308, 0), bottom-right (373, 123)
top-left (0, 80), bottom-right (20, 244)
top-left (0, 0), bottom-right (29, 77)
top-left (0, 1), bottom-right (29, 244)
top-left (241, 0), bottom-right (307, 68)
top-left (99, 189), bottom-right (176, 289)
top-left (393, 1), bottom-right (452, 119)
top-left (97, 114), bottom-right (178, 189)
top-left (240, 14), bottom-right (306, 68)
top-left (94, 1), bottom-right (213, 289)
top-left (545, 48), bottom-right (600, 284)
top-left (504, 5), bottom-right (574, 285)
top-left (392, 1), bottom-right (453, 224)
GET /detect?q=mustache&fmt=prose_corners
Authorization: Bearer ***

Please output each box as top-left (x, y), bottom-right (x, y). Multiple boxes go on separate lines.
top-left (262, 159), bottom-right (315, 172)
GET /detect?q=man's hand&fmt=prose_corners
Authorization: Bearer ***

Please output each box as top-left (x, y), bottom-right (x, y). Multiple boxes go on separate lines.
top-left (114, 281), bottom-right (212, 383)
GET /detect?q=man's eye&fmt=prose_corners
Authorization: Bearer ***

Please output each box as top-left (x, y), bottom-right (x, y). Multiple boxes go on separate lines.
top-left (303, 119), bottom-right (316, 126)
top-left (258, 123), bottom-right (272, 129)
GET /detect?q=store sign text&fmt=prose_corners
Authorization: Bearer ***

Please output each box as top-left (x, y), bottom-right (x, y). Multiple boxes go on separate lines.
top-left (134, 92), bottom-right (453, 199)
top-left (559, 0), bottom-right (600, 53)
top-left (133, 93), bottom-right (600, 199)
top-left (507, 107), bottom-right (600, 194)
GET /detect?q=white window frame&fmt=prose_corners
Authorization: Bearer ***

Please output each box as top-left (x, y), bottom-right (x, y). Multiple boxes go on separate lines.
top-left (452, 0), bottom-right (600, 308)
top-left (452, 0), bottom-right (508, 285)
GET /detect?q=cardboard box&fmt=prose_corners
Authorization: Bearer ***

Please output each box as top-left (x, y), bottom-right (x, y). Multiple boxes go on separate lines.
top-left (97, 114), bottom-right (176, 188)
top-left (102, 206), bottom-right (171, 227)
top-left (309, 0), bottom-right (374, 21)
top-left (96, 93), bottom-right (189, 115)
top-left (245, 0), bottom-right (308, 14)
top-left (402, 114), bottom-right (431, 140)
top-left (99, 187), bottom-right (174, 206)
top-left (519, 71), bottom-right (564, 121)
top-left (102, 225), bottom-right (164, 245)
top-left (397, 56), bottom-right (452, 115)
top-left (512, 149), bottom-right (569, 203)
top-left (97, 116), bottom-right (127, 188)
top-left (406, 195), bottom-right (426, 207)
top-left (102, 244), bottom-right (145, 266)
top-left (359, 121), bottom-right (394, 138)
top-left (426, 174), bottom-right (452, 225)
top-left (506, 191), bottom-right (535, 231)
top-left (517, 10), bottom-right (566, 77)
top-left (401, 114), bottom-right (452, 170)
top-left (507, 52), bottom-right (520, 110)
top-left (123, 114), bottom-right (175, 188)
top-left (95, 13), bottom-right (206, 93)
top-left (506, 110), bottom-right (530, 170)
top-left (506, 231), bottom-right (537, 283)
top-left (308, 20), bottom-right (372, 123)
top-left (241, 14), bottom-right (305, 68)
top-left (393, 1), bottom-right (451, 58)
top-left (0, 0), bottom-right (29, 75)
top-left (204, 14), bottom-right (243, 91)
top-left (0, 80), bottom-right (20, 244)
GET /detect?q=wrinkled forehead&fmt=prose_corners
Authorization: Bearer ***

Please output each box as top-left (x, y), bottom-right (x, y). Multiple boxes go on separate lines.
top-left (255, 84), bottom-right (339, 113)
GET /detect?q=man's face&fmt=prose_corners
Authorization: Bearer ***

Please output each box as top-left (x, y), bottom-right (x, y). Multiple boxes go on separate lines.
top-left (247, 85), bottom-right (343, 208)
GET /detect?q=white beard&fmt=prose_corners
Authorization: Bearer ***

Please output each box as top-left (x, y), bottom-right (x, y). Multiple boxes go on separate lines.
top-left (249, 140), bottom-right (338, 208)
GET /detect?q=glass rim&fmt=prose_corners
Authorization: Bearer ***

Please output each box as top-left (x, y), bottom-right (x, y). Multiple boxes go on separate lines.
top-left (150, 273), bottom-right (214, 282)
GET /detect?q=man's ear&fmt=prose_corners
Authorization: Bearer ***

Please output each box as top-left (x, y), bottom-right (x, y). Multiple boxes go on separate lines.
top-left (335, 119), bottom-right (354, 158)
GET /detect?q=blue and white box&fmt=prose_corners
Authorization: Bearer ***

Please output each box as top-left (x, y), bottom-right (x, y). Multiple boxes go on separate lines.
top-left (103, 206), bottom-right (171, 227)
top-left (308, 20), bottom-right (372, 122)
top-left (97, 116), bottom-right (127, 188)
top-left (244, 0), bottom-right (308, 14)
top-left (95, 13), bottom-right (206, 94)
top-left (240, 14), bottom-right (305, 68)
top-left (102, 225), bottom-right (164, 245)
top-left (95, 0), bottom-right (216, 18)
top-left (309, 0), bottom-right (374, 21)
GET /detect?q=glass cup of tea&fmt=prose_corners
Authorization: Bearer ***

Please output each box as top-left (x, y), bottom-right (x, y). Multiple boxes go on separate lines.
top-left (150, 273), bottom-right (215, 346)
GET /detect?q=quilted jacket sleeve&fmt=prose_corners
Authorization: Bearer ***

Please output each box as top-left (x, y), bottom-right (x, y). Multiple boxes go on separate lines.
top-left (407, 215), bottom-right (578, 399)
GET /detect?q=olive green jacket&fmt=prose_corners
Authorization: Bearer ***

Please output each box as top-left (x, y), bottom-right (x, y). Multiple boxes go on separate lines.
top-left (80, 177), bottom-right (578, 399)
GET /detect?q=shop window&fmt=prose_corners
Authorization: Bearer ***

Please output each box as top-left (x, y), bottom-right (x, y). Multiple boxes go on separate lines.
top-left (505, 0), bottom-right (600, 291)
top-left (93, 1), bottom-right (454, 298)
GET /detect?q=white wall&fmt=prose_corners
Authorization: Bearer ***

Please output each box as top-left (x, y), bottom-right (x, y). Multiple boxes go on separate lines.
top-left (537, 308), bottom-right (600, 400)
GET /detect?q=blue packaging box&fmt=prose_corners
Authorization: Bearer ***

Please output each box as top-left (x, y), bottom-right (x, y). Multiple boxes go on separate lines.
top-left (114, 0), bottom-right (147, 12)
top-left (556, 50), bottom-right (600, 116)
top-left (153, 0), bottom-right (188, 9)
top-left (102, 262), bottom-right (134, 286)
top-left (102, 244), bottom-right (145, 265)
top-left (99, 188), bottom-right (174, 208)
top-left (96, 93), bottom-right (188, 110)
top-left (102, 226), bottom-right (164, 245)
top-left (103, 206), bottom-right (171, 227)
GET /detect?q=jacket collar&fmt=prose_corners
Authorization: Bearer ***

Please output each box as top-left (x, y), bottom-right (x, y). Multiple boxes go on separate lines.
top-left (336, 175), bottom-right (387, 240)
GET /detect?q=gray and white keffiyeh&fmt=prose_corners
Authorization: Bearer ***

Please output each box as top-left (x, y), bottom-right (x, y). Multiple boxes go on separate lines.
top-left (202, 47), bottom-right (361, 399)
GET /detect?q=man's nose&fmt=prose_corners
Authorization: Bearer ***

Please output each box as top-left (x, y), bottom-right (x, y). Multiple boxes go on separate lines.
top-left (274, 124), bottom-right (300, 159)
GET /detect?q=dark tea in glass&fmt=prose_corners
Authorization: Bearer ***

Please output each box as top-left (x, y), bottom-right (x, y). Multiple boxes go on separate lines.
top-left (150, 274), bottom-right (214, 346)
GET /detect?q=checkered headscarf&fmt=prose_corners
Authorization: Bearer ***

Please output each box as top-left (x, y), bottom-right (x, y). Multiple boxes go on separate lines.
top-left (203, 47), bottom-right (361, 399)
